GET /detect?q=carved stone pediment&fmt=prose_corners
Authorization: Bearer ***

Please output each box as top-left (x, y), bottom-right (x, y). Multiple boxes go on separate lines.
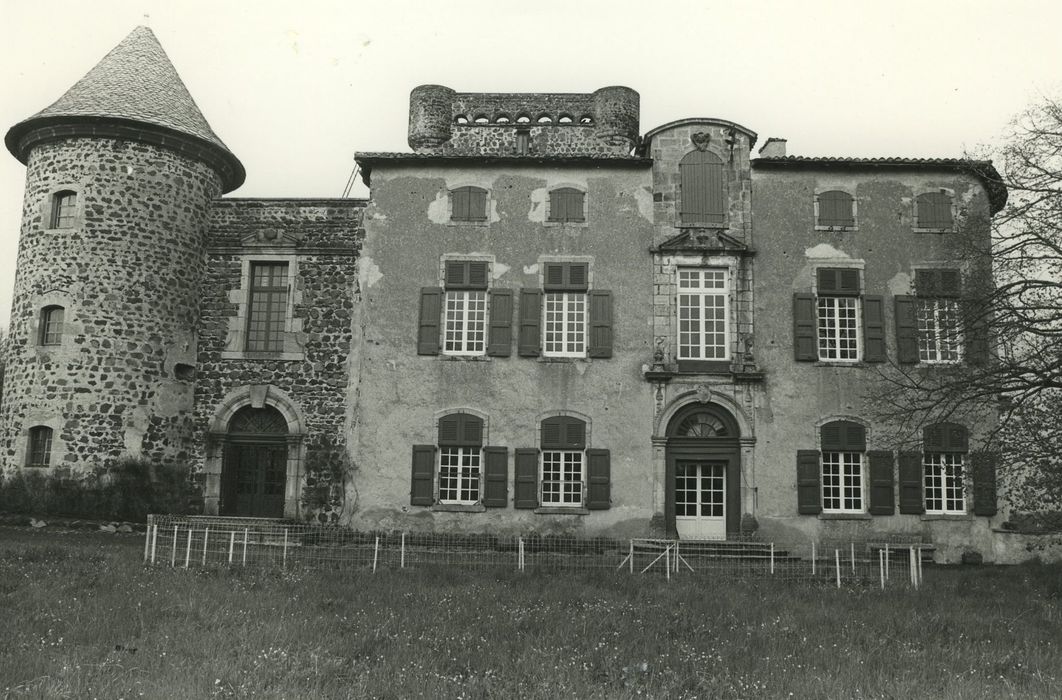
top-left (240, 228), bottom-right (304, 247)
top-left (656, 228), bottom-right (748, 254)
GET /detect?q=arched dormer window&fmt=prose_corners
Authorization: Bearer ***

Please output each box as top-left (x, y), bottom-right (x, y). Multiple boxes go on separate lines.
top-left (816, 190), bottom-right (856, 229)
top-left (451, 186), bottom-right (488, 222)
top-left (27, 426), bottom-right (53, 467)
top-left (39, 305), bottom-right (65, 346)
top-left (679, 150), bottom-right (725, 226)
top-left (51, 191), bottom-right (77, 229)
top-left (915, 191), bottom-right (954, 231)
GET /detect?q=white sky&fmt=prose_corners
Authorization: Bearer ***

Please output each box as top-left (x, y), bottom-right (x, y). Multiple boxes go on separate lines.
top-left (2, 0), bottom-right (1060, 327)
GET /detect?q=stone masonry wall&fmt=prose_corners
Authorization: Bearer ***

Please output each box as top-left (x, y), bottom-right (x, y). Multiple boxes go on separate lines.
top-left (193, 199), bottom-right (363, 520)
top-left (1, 136), bottom-right (221, 473)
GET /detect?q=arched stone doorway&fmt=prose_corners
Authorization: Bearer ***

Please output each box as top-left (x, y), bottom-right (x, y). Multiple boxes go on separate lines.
top-left (665, 403), bottom-right (741, 539)
top-left (220, 405), bottom-right (289, 518)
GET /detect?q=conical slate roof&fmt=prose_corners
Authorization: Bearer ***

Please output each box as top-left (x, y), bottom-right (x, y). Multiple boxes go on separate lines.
top-left (5, 26), bottom-right (244, 191)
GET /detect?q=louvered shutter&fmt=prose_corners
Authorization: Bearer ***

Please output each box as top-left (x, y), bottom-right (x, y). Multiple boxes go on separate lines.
top-left (542, 416), bottom-right (586, 450)
top-left (586, 449), bottom-right (611, 510)
top-left (818, 268), bottom-right (860, 296)
top-left (487, 289), bottom-right (513, 357)
top-left (939, 270), bottom-right (961, 298)
top-left (417, 288), bottom-right (442, 355)
top-left (818, 191), bottom-right (854, 227)
top-left (964, 299), bottom-right (989, 366)
top-left (894, 295), bottom-right (918, 364)
top-left (518, 289), bottom-right (543, 356)
top-left (971, 451), bottom-right (998, 516)
top-left (543, 263), bottom-right (589, 292)
top-left (867, 450), bottom-right (895, 515)
top-left (467, 262), bottom-right (488, 289)
top-left (438, 413), bottom-right (483, 446)
top-left (461, 414), bottom-right (483, 445)
top-left (821, 421), bottom-right (865, 452)
top-left (410, 445), bottom-right (437, 506)
top-left (898, 452), bottom-right (924, 514)
top-left (514, 448), bottom-right (539, 509)
top-left (917, 192), bottom-right (953, 229)
top-left (915, 269), bottom-right (940, 297)
top-left (482, 447), bottom-right (508, 508)
top-left (567, 263), bottom-right (589, 291)
top-left (863, 295), bottom-right (886, 362)
top-left (445, 261), bottom-right (488, 290)
top-left (797, 450), bottom-right (822, 514)
top-left (588, 290), bottom-right (613, 358)
top-left (793, 293), bottom-right (817, 361)
top-left (925, 423), bottom-right (968, 452)
top-left (221, 443), bottom-right (238, 514)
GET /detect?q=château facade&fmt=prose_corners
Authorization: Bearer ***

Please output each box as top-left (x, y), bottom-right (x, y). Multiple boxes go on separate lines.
top-left (2, 27), bottom-right (1017, 561)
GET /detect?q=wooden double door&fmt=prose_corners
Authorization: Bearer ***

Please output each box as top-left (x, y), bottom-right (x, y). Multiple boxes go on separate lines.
top-left (221, 442), bottom-right (287, 518)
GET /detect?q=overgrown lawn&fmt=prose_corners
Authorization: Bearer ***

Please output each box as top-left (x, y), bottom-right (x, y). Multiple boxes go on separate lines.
top-left (1, 527), bottom-right (1060, 699)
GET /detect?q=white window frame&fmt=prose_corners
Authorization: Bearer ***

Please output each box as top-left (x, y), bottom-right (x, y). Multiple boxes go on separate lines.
top-left (917, 298), bottom-right (963, 364)
top-left (924, 452), bottom-right (966, 514)
top-left (543, 292), bottom-right (587, 358)
top-left (676, 268), bottom-right (730, 361)
top-left (821, 451), bottom-right (865, 513)
top-left (437, 446), bottom-right (482, 505)
top-left (540, 450), bottom-right (585, 507)
top-left (817, 296), bottom-right (861, 362)
top-left (442, 290), bottom-right (488, 356)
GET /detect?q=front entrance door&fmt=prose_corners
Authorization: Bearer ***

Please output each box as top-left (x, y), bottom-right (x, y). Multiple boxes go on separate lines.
top-left (675, 460), bottom-right (726, 540)
top-left (224, 443), bottom-right (287, 518)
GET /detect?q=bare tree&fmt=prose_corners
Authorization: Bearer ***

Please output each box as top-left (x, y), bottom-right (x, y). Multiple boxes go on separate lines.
top-left (869, 94), bottom-right (1062, 448)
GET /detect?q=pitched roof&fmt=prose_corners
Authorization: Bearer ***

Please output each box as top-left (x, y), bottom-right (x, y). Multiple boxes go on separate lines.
top-left (5, 26), bottom-right (244, 192)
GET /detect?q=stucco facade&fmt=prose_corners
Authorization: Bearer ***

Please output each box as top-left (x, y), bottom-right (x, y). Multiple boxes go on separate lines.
top-left (3, 26), bottom-right (1030, 561)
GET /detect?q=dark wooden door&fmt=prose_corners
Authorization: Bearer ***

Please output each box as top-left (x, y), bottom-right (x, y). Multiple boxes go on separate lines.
top-left (221, 442), bottom-right (286, 517)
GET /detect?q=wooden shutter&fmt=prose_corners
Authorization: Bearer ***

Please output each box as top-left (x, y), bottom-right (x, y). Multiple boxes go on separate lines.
top-left (514, 448), bottom-right (539, 509)
top-left (482, 446), bottom-right (508, 508)
top-left (518, 289), bottom-right (542, 356)
top-left (566, 190), bottom-right (585, 222)
top-left (549, 188), bottom-right (584, 223)
top-left (924, 423), bottom-right (968, 452)
top-left (867, 450), bottom-right (895, 515)
top-left (587, 290), bottom-right (613, 358)
top-left (417, 288), bottom-right (442, 355)
top-left (451, 187), bottom-right (470, 221)
top-left (586, 449), bottom-right (611, 510)
top-left (679, 151), bottom-right (725, 225)
top-left (917, 192), bottom-right (953, 229)
top-left (939, 270), bottom-right (961, 297)
top-left (964, 299), bottom-right (990, 365)
top-left (971, 451), bottom-right (998, 516)
top-left (818, 268), bottom-right (860, 296)
top-left (821, 421), bottom-right (865, 452)
top-left (220, 443), bottom-right (238, 514)
top-left (438, 413), bottom-right (483, 446)
top-left (863, 295), bottom-right (886, 362)
top-left (543, 263), bottom-right (589, 292)
top-left (818, 190), bottom-right (854, 227)
top-left (897, 451), bottom-right (924, 514)
top-left (793, 293), bottom-right (817, 361)
top-left (894, 295), bottom-right (918, 364)
top-left (487, 289), bottom-right (513, 357)
top-left (451, 187), bottom-right (487, 222)
top-left (410, 445), bottom-right (437, 506)
top-left (445, 261), bottom-right (488, 290)
top-left (542, 416), bottom-right (586, 450)
top-left (796, 450), bottom-right (822, 515)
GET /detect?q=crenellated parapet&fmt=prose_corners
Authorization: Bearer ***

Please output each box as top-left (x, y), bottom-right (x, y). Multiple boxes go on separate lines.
top-left (408, 85), bottom-right (640, 156)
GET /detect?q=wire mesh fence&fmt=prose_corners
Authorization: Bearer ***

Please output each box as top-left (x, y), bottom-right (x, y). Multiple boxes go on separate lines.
top-left (144, 515), bottom-right (928, 589)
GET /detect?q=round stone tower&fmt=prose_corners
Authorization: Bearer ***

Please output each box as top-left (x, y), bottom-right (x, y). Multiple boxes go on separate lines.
top-left (407, 84), bottom-right (456, 151)
top-left (1, 26), bottom-right (244, 472)
top-left (592, 86), bottom-right (641, 152)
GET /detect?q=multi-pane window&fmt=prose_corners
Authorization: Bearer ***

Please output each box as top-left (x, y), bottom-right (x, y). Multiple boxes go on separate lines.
top-left (246, 262), bottom-right (289, 352)
top-left (437, 412), bottom-right (484, 505)
top-left (27, 426), bottom-right (53, 467)
top-left (816, 268), bottom-right (861, 361)
top-left (51, 191), bottom-right (77, 229)
top-left (542, 262), bottom-right (589, 358)
top-left (821, 452), bottom-right (864, 512)
top-left (924, 453), bottom-right (965, 514)
top-left (443, 260), bottom-right (489, 356)
top-left (915, 269), bottom-right (962, 363)
top-left (675, 463), bottom-right (724, 517)
top-left (820, 420), bottom-right (866, 513)
top-left (547, 188), bottom-right (585, 223)
top-left (540, 415), bottom-right (587, 507)
top-left (39, 305), bottom-right (64, 346)
top-left (677, 268), bottom-right (729, 361)
top-left (541, 450), bottom-right (584, 505)
top-left (923, 422), bottom-right (968, 514)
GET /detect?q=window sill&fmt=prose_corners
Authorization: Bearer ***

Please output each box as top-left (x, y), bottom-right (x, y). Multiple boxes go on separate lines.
top-left (813, 361), bottom-right (866, 368)
top-left (815, 225), bottom-right (858, 232)
top-left (676, 222), bottom-right (728, 230)
top-left (913, 227), bottom-right (954, 234)
top-left (534, 506), bottom-right (589, 515)
top-left (818, 512), bottom-right (872, 520)
top-left (431, 504), bottom-right (486, 513)
top-left (543, 221), bottom-right (588, 228)
top-left (921, 514), bottom-right (972, 521)
top-left (537, 356), bottom-right (589, 363)
top-left (448, 220), bottom-right (489, 227)
top-left (221, 350), bottom-right (306, 361)
top-left (439, 354), bottom-right (492, 362)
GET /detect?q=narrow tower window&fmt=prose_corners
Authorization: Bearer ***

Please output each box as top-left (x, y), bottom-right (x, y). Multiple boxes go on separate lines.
top-left (27, 426), bottom-right (54, 467)
top-left (51, 191), bottom-right (77, 229)
top-left (39, 305), bottom-right (65, 346)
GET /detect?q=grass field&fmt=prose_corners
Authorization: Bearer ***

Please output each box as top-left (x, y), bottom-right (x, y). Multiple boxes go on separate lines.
top-left (1, 527), bottom-right (1060, 699)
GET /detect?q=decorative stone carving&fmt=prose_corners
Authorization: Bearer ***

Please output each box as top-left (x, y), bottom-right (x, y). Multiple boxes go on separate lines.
top-left (694, 385), bottom-right (713, 404)
top-left (690, 132), bottom-right (711, 151)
